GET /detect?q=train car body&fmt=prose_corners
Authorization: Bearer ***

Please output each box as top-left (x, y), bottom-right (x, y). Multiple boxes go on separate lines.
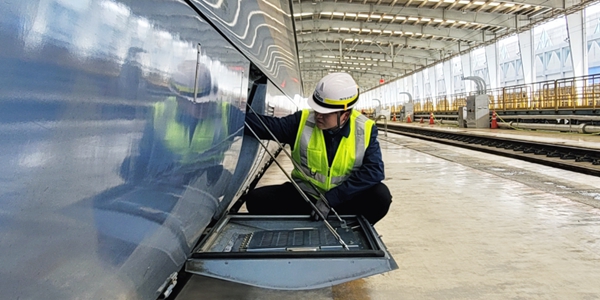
top-left (0, 0), bottom-right (396, 298)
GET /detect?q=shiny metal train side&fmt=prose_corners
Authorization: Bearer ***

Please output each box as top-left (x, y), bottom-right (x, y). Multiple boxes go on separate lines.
top-left (0, 0), bottom-right (301, 298)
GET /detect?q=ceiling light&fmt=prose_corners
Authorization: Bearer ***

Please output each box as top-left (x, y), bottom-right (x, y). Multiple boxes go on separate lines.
top-left (361, 28), bottom-right (371, 32)
top-left (421, 17), bottom-right (431, 22)
top-left (393, 30), bottom-right (403, 34)
top-left (504, 3), bottom-right (515, 6)
top-left (332, 12), bottom-right (344, 16)
top-left (293, 12), bottom-right (313, 17)
top-left (340, 27), bottom-right (349, 31)
top-left (351, 28), bottom-right (360, 31)
top-left (443, 0), bottom-right (455, 2)
top-left (473, 1), bottom-right (485, 4)
top-left (489, 2), bottom-right (500, 6)
top-left (383, 15), bottom-right (394, 19)
top-left (383, 30), bottom-right (392, 34)
top-left (370, 14), bottom-right (381, 18)
top-left (395, 16), bottom-right (406, 20)
top-left (408, 17), bottom-right (419, 21)
top-left (346, 13), bottom-right (357, 17)
top-left (458, 20), bottom-right (467, 24)
top-left (372, 29), bottom-right (382, 33)
top-left (522, 4), bottom-right (531, 8)
top-left (320, 12), bottom-right (332, 15)
top-left (358, 13), bottom-right (369, 18)
top-left (458, 0), bottom-right (470, 3)
top-left (433, 19), bottom-right (443, 22)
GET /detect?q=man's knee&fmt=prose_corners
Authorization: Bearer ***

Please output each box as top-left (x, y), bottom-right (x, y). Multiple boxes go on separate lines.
top-left (240, 185), bottom-right (276, 214)
top-left (241, 183), bottom-right (302, 215)
top-left (365, 183), bottom-right (392, 224)
top-left (241, 189), bottom-right (261, 213)
top-left (372, 182), bottom-right (392, 207)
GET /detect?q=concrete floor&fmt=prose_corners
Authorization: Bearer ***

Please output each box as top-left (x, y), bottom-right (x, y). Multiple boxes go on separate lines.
top-left (176, 131), bottom-right (600, 300)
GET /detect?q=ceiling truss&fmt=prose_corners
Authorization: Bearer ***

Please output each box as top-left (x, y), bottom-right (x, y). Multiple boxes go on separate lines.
top-left (293, 0), bottom-right (581, 95)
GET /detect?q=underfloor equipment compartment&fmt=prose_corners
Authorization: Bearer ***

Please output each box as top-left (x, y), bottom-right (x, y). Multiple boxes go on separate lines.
top-left (186, 214), bottom-right (397, 290)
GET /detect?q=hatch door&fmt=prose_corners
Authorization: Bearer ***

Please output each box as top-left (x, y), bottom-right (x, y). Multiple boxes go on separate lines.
top-left (185, 214), bottom-right (397, 290)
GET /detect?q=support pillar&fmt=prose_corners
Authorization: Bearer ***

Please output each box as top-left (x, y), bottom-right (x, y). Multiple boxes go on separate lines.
top-left (485, 43), bottom-right (499, 91)
top-left (461, 53), bottom-right (473, 93)
top-left (567, 11), bottom-right (588, 78)
top-left (518, 30), bottom-right (534, 85)
top-left (444, 60), bottom-right (454, 96)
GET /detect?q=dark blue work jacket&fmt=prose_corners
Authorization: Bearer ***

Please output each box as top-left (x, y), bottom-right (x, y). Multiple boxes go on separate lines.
top-left (245, 110), bottom-right (385, 207)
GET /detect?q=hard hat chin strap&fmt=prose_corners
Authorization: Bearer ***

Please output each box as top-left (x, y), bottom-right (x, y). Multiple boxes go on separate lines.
top-left (330, 110), bottom-right (349, 133)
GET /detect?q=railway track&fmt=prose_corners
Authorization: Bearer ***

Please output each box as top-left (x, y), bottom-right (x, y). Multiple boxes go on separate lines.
top-left (378, 123), bottom-right (600, 177)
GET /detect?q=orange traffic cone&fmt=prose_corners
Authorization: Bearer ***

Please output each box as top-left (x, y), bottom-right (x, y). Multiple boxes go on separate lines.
top-left (429, 112), bottom-right (434, 125)
top-left (407, 115), bottom-right (412, 123)
top-left (491, 110), bottom-right (498, 129)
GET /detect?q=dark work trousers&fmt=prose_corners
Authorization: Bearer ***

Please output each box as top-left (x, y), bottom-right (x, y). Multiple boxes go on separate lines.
top-left (242, 182), bottom-right (392, 225)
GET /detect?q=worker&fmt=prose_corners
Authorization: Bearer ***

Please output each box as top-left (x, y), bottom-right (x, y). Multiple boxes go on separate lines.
top-left (243, 72), bottom-right (392, 224)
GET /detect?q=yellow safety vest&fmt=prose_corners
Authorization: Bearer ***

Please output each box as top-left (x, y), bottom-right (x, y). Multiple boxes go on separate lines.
top-left (291, 109), bottom-right (373, 195)
top-left (153, 97), bottom-right (227, 164)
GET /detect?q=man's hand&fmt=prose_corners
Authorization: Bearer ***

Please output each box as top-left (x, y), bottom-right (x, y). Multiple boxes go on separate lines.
top-left (310, 199), bottom-right (331, 221)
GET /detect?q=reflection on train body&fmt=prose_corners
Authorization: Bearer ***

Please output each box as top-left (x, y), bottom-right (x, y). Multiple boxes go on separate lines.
top-left (0, 0), bottom-right (301, 298)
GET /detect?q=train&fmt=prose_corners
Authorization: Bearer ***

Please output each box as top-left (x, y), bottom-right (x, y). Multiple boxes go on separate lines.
top-left (0, 0), bottom-right (396, 298)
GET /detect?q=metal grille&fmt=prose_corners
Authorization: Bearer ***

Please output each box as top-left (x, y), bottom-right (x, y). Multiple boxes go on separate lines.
top-left (238, 228), bottom-right (360, 252)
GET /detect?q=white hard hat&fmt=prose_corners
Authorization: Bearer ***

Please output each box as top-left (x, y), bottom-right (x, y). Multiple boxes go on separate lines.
top-left (308, 72), bottom-right (359, 114)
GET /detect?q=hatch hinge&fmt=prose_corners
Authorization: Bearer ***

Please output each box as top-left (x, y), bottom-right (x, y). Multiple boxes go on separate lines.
top-left (157, 272), bottom-right (178, 299)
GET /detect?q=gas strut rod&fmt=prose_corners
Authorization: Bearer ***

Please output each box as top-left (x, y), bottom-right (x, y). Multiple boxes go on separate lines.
top-left (245, 122), bottom-right (350, 250)
top-left (245, 103), bottom-right (348, 229)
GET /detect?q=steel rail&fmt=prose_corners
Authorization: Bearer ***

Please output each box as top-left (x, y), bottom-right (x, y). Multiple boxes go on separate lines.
top-left (379, 124), bottom-right (600, 177)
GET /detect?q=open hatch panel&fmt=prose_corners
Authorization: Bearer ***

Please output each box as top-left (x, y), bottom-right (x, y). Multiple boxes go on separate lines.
top-left (186, 215), bottom-right (397, 290)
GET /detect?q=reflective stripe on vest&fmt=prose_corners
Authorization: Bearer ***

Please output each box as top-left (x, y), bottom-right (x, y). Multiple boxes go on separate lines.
top-left (291, 109), bottom-right (373, 194)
